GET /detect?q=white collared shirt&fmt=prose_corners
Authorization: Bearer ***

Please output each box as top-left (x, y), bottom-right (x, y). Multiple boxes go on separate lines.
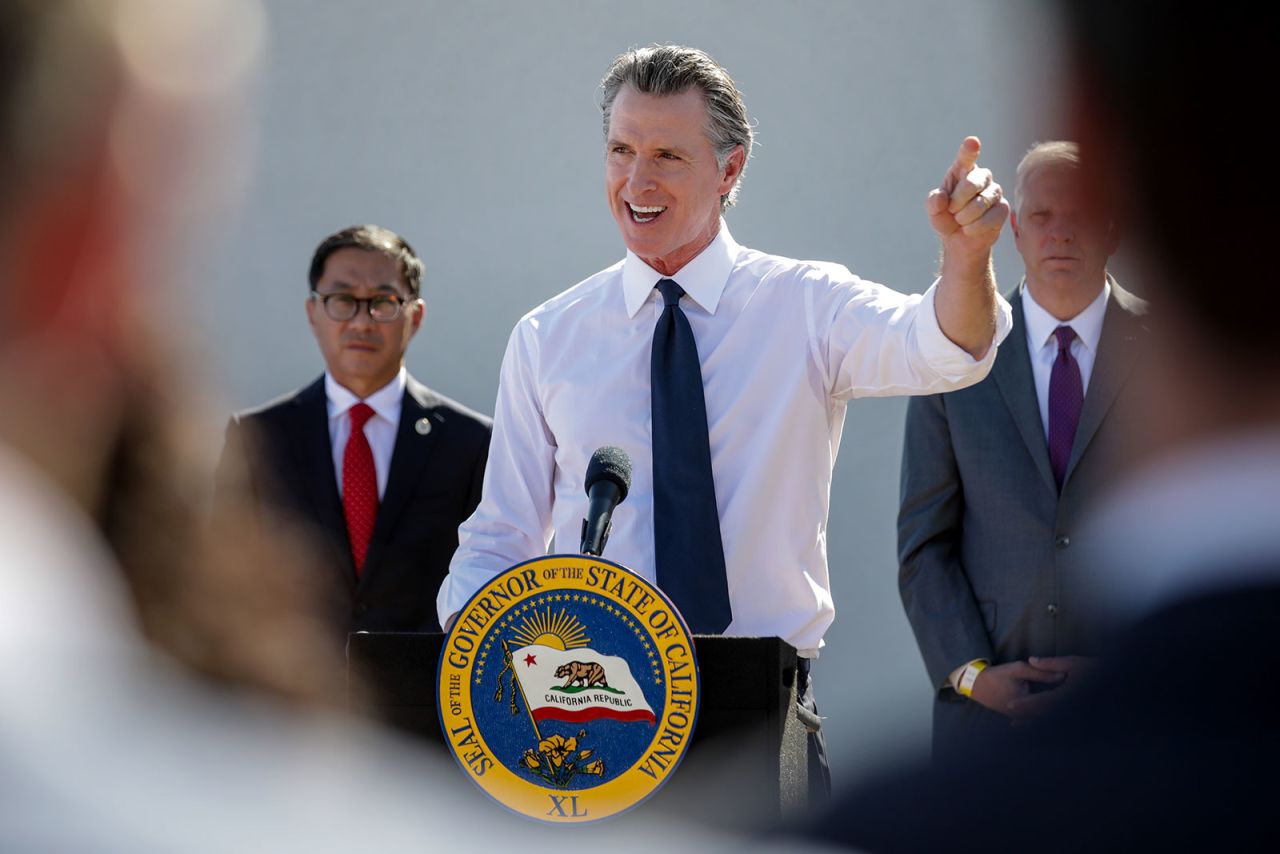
top-left (439, 225), bottom-right (1011, 656)
top-left (1021, 280), bottom-right (1110, 439)
top-left (325, 367), bottom-right (405, 499)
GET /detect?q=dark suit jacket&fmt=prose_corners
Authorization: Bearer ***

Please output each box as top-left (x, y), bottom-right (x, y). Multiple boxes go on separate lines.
top-left (218, 374), bottom-right (491, 638)
top-left (800, 580), bottom-right (1280, 853)
top-left (898, 280), bottom-right (1148, 750)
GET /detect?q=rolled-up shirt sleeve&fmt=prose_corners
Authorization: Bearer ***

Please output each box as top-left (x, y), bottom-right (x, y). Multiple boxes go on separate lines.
top-left (806, 268), bottom-right (1012, 401)
top-left (437, 320), bottom-right (556, 624)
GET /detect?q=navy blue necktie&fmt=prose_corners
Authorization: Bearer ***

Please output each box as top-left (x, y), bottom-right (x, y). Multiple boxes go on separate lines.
top-left (651, 279), bottom-right (732, 633)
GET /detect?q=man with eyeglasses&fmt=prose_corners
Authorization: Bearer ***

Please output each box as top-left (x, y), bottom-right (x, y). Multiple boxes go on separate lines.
top-left (218, 224), bottom-right (492, 639)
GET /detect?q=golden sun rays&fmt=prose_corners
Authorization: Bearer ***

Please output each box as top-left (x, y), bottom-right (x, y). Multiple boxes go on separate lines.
top-left (510, 607), bottom-right (590, 650)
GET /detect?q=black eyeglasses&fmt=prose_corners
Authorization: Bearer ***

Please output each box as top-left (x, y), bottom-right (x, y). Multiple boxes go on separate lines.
top-left (311, 292), bottom-right (415, 322)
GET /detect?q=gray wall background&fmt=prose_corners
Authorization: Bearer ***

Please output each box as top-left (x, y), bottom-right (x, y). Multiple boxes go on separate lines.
top-left (201, 0), bottom-right (1070, 789)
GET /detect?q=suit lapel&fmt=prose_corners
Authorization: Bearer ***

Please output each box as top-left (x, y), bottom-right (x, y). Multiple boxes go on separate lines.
top-left (360, 375), bottom-right (441, 583)
top-left (287, 377), bottom-right (357, 590)
top-left (993, 291), bottom-right (1058, 496)
top-left (1064, 280), bottom-right (1147, 484)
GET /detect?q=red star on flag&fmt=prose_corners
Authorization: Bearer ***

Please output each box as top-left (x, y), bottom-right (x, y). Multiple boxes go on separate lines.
top-left (524, 654), bottom-right (537, 666)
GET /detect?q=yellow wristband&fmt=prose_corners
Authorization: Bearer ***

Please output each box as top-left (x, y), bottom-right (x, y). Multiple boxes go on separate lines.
top-left (957, 660), bottom-right (988, 697)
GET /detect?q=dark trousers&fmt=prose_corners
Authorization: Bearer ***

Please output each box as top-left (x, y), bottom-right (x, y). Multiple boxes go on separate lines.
top-left (797, 657), bottom-right (832, 801)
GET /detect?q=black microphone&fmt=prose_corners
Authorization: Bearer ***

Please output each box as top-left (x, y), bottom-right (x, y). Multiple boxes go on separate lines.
top-left (580, 446), bottom-right (632, 556)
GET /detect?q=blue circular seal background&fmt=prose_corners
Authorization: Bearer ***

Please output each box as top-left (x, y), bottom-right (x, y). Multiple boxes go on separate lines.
top-left (437, 555), bottom-right (701, 823)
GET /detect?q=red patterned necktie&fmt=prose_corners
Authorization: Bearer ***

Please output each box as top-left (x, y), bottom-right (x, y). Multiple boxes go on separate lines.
top-left (342, 402), bottom-right (378, 574)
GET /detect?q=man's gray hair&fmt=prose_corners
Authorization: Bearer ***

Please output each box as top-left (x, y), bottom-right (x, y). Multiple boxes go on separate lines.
top-left (1014, 140), bottom-right (1081, 214)
top-left (599, 44), bottom-right (754, 210)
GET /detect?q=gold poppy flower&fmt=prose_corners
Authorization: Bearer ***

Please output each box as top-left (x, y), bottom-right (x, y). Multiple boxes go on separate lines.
top-left (538, 734), bottom-right (577, 768)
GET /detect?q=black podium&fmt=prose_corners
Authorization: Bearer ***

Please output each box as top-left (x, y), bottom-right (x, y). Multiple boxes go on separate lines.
top-left (348, 633), bottom-right (810, 827)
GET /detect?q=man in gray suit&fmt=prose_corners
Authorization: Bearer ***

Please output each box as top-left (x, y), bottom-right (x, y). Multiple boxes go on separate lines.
top-left (898, 141), bottom-right (1148, 754)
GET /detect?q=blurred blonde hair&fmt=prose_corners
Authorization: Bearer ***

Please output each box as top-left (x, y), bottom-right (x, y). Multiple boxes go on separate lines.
top-left (0, 0), bottom-right (353, 708)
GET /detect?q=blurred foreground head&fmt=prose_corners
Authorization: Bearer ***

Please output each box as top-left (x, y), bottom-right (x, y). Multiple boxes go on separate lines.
top-left (0, 0), bottom-right (345, 705)
top-left (1064, 2), bottom-right (1279, 441)
top-left (0, 0), bottom-right (260, 505)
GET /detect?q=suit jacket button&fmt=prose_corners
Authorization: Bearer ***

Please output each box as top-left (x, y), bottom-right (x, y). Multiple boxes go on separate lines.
top-left (1046, 603), bottom-right (1059, 616)
top-left (356, 602), bottom-right (369, 614)
top-left (1055, 535), bottom-right (1071, 549)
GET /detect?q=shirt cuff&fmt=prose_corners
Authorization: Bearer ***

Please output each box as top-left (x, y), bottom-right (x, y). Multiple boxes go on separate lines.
top-left (913, 279), bottom-right (1013, 379)
top-left (436, 570), bottom-right (474, 629)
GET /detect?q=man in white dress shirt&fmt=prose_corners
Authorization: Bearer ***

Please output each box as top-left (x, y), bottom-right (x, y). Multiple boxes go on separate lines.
top-left (440, 43), bottom-right (1009, 650)
top-left (897, 141), bottom-right (1149, 756)
top-left (437, 46), bottom-right (1011, 787)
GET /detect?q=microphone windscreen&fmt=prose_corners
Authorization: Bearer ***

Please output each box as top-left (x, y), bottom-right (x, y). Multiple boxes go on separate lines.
top-left (584, 446), bottom-right (632, 502)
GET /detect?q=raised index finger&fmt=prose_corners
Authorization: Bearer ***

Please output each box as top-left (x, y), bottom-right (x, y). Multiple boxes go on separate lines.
top-left (940, 136), bottom-right (982, 194)
top-left (952, 136), bottom-right (982, 174)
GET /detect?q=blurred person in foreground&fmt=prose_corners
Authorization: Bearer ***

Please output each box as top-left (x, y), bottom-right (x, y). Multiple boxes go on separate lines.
top-left (217, 224), bottom-right (491, 641)
top-left (897, 140), bottom-right (1148, 759)
top-left (795, 4), bottom-right (1279, 851)
top-left (0, 2), bottom-right (601, 850)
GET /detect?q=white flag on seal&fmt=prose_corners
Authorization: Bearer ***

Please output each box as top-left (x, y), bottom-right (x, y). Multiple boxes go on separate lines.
top-left (510, 644), bottom-right (656, 725)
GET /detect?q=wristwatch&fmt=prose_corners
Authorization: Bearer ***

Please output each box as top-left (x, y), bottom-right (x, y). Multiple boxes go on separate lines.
top-left (957, 660), bottom-right (989, 697)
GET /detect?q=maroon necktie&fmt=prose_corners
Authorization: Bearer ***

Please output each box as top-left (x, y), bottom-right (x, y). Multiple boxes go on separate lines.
top-left (1048, 325), bottom-right (1083, 491)
top-left (342, 402), bottom-right (378, 574)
